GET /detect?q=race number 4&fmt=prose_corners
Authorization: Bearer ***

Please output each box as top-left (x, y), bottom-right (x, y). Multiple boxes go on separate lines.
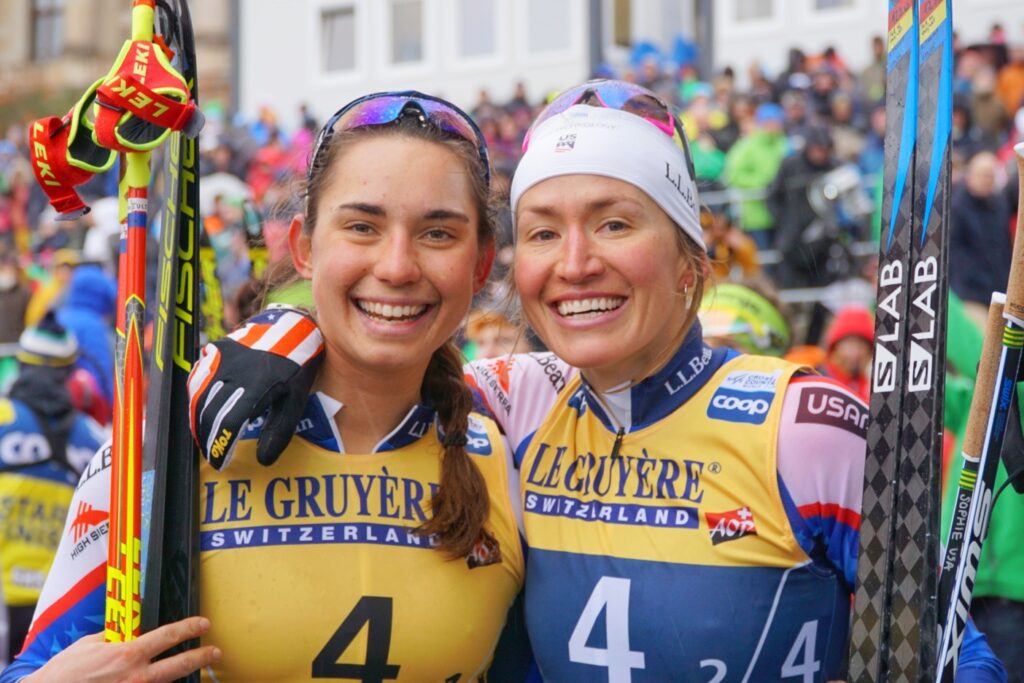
top-left (568, 576), bottom-right (646, 682)
top-left (781, 620), bottom-right (820, 682)
top-left (312, 596), bottom-right (401, 682)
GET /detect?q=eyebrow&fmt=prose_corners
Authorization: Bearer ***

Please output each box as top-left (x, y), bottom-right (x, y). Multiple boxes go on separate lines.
top-left (335, 202), bottom-right (385, 216)
top-left (519, 197), bottom-right (643, 217)
top-left (333, 203), bottom-right (470, 223)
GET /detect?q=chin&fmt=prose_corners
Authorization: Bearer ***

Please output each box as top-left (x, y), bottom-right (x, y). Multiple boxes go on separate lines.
top-left (546, 339), bottom-right (625, 374)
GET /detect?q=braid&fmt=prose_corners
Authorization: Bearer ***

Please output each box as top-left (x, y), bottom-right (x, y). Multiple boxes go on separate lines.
top-left (417, 341), bottom-right (500, 560)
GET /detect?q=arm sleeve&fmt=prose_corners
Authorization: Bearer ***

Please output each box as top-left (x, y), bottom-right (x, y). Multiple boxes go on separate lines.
top-left (777, 379), bottom-right (1008, 681)
top-left (955, 619), bottom-right (1009, 683)
top-left (0, 446), bottom-right (112, 682)
top-left (464, 353), bottom-right (576, 456)
top-left (776, 376), bottom-right (866, 591)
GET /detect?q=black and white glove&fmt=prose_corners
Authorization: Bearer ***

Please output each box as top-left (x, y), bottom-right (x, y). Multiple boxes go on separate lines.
top-left (188, 306), bottom-right (324, 469)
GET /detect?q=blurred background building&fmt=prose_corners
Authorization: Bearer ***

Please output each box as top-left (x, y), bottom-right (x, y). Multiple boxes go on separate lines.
top-left (0, 0), bottom-right (231, 128)
top-left (0, 0), bottom-right (1020, 130)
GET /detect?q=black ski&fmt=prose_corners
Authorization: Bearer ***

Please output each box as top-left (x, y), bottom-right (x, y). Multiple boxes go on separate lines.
top-left (886, 0), bottom-right (952, 678)
top-left (849, 1), bottom-right (920, 679)
top-left (140, 0), bottom-right (201, 665)
top-left (198, 229), bottom-right (226, 342)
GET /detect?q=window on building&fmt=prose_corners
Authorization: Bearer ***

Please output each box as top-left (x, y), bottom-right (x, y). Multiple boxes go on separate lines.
top-left (527, 0), bottom-right (570, 53)
top-left (613, 0), bottom-right (631, 48)
top-left (31, 0), bottom-right (63, 62)
top-left (458, 0), bottom-right (496, 58)
top-left (391, 0), bottom-right (424, 64)
top-left (815, 0), bottom-right (854, 8)
top-left (735, 0), bottom-right (773, 22)
top-left (322, 6), bottom-right (356, 72)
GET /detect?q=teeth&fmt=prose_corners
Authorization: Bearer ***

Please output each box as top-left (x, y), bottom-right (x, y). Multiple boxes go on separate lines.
top-left (357, 300), bottom-right (428, 320)
top-left (556, 297), bottom-right (624, 317)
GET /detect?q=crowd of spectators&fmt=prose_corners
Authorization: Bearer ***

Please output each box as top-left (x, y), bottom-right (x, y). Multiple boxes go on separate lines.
top-left (0, 29), bottom-right (1021, 395)
top-left (1, 25), bottom-right (1024, 675)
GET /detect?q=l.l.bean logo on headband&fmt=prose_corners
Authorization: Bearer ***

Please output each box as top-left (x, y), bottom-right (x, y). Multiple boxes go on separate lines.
top-left (664, 161), bottom-right (696, 209)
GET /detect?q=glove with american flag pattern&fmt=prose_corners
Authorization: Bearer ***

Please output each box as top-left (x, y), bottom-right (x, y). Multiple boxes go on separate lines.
top-left (188, 305), bottom-right (324, 469)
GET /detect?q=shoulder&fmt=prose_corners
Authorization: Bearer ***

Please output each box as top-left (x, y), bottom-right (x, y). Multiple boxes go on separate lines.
top-left (776, 374), bottom-right (866, 504)
top-left (0, 397), bottom-right (35, 430)
top-left (74, 442), bottom-right (114, 501)
top-left (465, 353), bottom-right (576, 451)
top-left (780, 374), bottom-right (868, 440)
top-left (463, 412), bottom-right (503, 458)
top-left (465, 352), bottom-right (574, 402)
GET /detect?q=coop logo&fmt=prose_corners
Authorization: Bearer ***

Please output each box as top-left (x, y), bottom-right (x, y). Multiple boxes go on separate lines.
top-left (464, 415), bottom-right (492, 456)
top-left (707, 390), bottom-right (772, 424)
top-left (555, 134), bottom-right (576, 152)
top-left (706, 507), bottom-right (757, 545)
top-left (707, 370), bottom-right (778, 424)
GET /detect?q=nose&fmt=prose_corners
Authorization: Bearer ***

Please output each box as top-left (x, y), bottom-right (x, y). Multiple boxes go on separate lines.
top-left (372, 231), bottom-right (421, 285)
top-left (554, 227), bottom-right (603, 283)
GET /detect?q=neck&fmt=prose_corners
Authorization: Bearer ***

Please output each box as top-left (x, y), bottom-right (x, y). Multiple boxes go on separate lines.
top-left (581, 319), bottom-right (695, 393)
top-left (315, 349), bottom-right (427, 453)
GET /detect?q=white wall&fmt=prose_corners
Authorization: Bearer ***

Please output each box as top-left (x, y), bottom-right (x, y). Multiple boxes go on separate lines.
top-left (712, 0), bottom-right (1024, 83)
top-left (240, 0), bottom-right (590, 132)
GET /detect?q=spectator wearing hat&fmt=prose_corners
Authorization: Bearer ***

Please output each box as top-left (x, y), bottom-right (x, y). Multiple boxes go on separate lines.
top-left (0, 313), bottom-right (106, 660)
top-left (769, 125), bottom-right (841, 343)
top-left (55, 265), bottom-right (117, 412)
top-left (769, 125), bottom-right (839, 282)
top-left (820, 306), bottom-right (874, 401)
top-left (723, 102), bottom-right (790, 251)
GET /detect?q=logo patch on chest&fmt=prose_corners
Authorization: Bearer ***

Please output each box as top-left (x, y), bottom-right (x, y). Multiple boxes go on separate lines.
top-left (706, 370), bottom-right (779, 424)
top-left (706, 506), bottom-right (758, 545)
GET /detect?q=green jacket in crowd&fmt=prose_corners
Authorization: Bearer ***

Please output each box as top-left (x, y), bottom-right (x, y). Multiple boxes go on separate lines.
top-left (723, 130), bottom-right (788, 233)
top-left (941, 293), bottom-right (1024, 604)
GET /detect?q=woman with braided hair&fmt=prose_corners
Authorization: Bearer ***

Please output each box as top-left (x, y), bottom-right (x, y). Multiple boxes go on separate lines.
top-left (181, 79), bottom-right (1007, 682)
top-left (3, 93), bottom-right (524, 682)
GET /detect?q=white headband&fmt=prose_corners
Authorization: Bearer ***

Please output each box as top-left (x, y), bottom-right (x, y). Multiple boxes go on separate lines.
top-left (510, 105), bottom-right (702, 248)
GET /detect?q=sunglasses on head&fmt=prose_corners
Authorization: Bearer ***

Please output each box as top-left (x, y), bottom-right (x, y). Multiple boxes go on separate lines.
top-left (524, 79), bottom-right (696, 178)
top-left (309, 91), bottom-right (490, 186)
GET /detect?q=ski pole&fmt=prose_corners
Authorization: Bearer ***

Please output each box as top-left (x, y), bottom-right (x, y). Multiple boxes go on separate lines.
top-left (936, 141), bottom-right (1024, 679)
top-left (105, 0), bottom-right (155, 643)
